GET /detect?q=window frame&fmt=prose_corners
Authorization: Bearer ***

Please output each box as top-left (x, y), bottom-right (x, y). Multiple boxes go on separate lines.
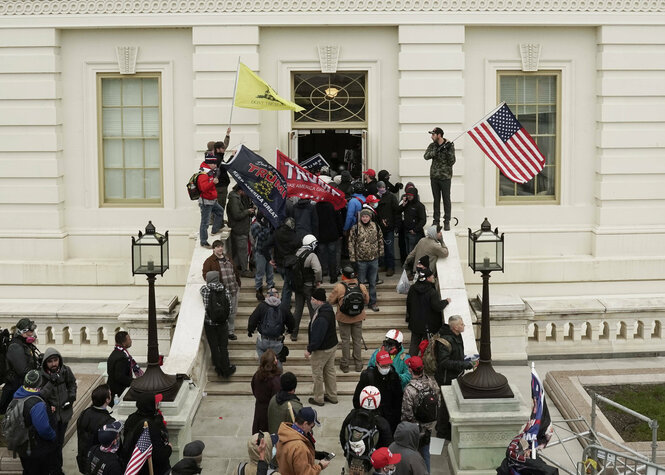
top-left (495, 70), bottom-right (562, 205)
top-left (97, 72), bottom-right (164, 207)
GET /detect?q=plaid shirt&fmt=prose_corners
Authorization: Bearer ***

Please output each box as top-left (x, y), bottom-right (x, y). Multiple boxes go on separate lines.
top-left (200, 282), bottom-right (229, 325)
top-left (217, 256), bottom-right (239, 293)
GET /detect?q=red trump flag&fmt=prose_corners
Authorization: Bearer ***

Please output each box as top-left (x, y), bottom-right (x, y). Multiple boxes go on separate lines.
top-left (276, 150), bottom-right (347, 210)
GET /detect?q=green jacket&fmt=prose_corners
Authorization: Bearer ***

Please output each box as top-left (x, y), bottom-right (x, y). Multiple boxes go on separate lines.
top-left (424, 140), bottom-right (456, 180)
top-left (226, 190), bottom-right (252, 234)
top-left (267, 392), bottom-right (303, 434)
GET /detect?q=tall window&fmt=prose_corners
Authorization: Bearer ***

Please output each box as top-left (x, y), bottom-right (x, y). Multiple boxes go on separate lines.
top-left (98, 74), bottom-right (162, 205)
top-left (293, 72), bottom-right (367, 127)
top-left (498, 72), bottom-right (559, 202)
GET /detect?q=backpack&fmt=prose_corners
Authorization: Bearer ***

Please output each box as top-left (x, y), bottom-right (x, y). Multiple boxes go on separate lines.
top-left (0, 328), bottom-right (11, 384)
top-left (186, 172), bottom-right (204, 200)
top-left (339, 282), bottom-right (365, 317)
top-left (237, 462), bottom-right (276, 475)
top-left (344, 408), bottom-right (379, 470)
top-left (207, 287), bottom-right (231, 324)
top-left (413, 385), bottom-right (439, 423)
top-left (259, 305), bottom-right (283, 339)
top-left (291, 250), bottom-right (314, 291)
top-left (3, 395), bottom-right (40, 455)
top-left (422, 336), bottom-right (451, 377)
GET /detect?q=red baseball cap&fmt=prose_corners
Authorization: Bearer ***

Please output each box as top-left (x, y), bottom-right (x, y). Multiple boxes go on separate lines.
top-left (371, 447), bottom-right (402, 469)
top-left (406, 356), bottom-right (424, 371)
top-left (376, 350), bottom-right (392, 366)
top-left (365, 194), bottom-right (380, 204)
top-left (363, 169), bottom-right (376, 178)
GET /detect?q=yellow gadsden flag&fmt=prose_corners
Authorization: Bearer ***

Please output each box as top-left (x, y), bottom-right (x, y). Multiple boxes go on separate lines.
top-left (234, 62), bottom-right (305, 112)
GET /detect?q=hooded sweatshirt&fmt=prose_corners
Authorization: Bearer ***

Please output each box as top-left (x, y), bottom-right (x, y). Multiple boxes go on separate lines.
top-left (240, 431), bottom-right (279, 475)
top-left (403, 225), bottom-right (449, 274)
top-left (389, 422), bottom-right (429, 475)
top-left (405, 278), bottom-right (449, 335)
top-left (268, 391), bottom-right (303, 434)
top-left (40, 347), bottom-right (77, 424)
top-left (247, 295), bottom-right (295, 338)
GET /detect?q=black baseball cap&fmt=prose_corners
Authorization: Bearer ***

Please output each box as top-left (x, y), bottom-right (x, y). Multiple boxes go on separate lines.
top-left (428, 127), bottom-right (444, 136)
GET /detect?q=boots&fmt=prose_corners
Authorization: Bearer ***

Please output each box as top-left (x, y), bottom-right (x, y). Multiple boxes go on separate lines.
top-left (256, 287), bottom-right (265, 301)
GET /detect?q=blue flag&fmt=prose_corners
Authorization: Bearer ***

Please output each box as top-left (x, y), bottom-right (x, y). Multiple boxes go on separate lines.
top-left (221, 145), bottom-right (287, 228)
top-left (299, 153), bottom-right (330, 172)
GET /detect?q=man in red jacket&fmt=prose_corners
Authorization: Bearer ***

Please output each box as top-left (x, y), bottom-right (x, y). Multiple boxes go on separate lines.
top-left (197, 154), bottom-right (224, 248)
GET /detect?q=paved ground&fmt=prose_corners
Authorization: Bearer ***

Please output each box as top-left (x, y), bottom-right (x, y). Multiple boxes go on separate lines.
top-left (60, 356), bottom-right (665, 475)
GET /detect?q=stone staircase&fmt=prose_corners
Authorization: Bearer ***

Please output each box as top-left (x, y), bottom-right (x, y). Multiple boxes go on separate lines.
top-left (205, 274), bottom-right (411, 396)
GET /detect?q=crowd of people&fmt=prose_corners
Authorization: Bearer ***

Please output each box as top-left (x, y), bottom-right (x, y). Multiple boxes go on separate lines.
top-left (194, 127), bottom-right (475, 474)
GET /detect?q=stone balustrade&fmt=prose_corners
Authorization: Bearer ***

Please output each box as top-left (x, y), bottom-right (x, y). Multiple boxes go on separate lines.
top-left (476, 294), bottom-right (665, 360)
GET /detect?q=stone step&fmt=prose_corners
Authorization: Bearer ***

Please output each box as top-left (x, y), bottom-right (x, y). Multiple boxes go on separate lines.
top-left (236, 276), bottom-right (404, 292)
top-left (236, 291), bottom-right (406, 304)
top-left (208, 364), bottom-right (365, 383)
top-left (234, 305), bottom-right (407, 318)
top-left (231, 318), bottom-right (409, 334)
top-left (205, 380), bottom-right (360, 397)
top-left (228, 331), bottom-right (411, 351)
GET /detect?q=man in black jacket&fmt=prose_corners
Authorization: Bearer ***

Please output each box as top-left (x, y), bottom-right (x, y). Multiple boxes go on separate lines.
top-left (227, 184), bottom-right (256, 277)
top-left (212, 128), bottom-right (231, 212)
top-left (353, 351), bottom-right (403, 434)
top-left (406, 268), bottom-right (451, 357)
top-left (86, 421), bottom-right (124, 475)
top-left (399, 187), bottom-right (427, 255)
top-left (264, 217), bottom-right (300, 310)
top-left (106, 331), bottom-right (142, 404)
top-left (377, 170), bottom-right (403, 195)
top-left (376, 181), bottom-right (401, 277)
top-left (305, 288), bottom-right (338, 407)
top-left (0, 318), bottom-right (41, 414)
top-left (247, 287), bottom-right (295, 361)
top-left (77, 384), bottom-right (115, 473)
top-left (363, 169), bottom-right (379, 197)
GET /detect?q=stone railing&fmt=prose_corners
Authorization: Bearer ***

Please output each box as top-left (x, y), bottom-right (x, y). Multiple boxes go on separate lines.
top-left (473, 294), bottom-right (665, 361)
top-left (0, 296), bottom-right (178, 361)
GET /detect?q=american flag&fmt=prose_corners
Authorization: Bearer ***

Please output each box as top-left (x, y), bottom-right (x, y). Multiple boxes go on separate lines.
top-left (467, 103), bottom-right (546, 184)
top-left (124, 426), bottom-right (153, 475)
top-left (523, 366), bottom-right (552, 449)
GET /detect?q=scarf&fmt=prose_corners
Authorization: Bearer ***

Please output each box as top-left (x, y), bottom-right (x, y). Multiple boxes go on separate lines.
top-left (100, 439), bottom-right (120, 453)
top-left (115, 345), bottom-right (143, 377)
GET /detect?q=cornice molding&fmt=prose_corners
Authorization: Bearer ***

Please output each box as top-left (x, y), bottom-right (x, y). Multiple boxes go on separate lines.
top-left (0, 0), bottom-right (663, 15)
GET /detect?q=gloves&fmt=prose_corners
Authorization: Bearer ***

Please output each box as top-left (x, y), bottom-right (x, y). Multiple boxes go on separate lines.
top-left (464, 361), bottom-right (474, 370)
top-left (247, 331), bottom-right (253, 338)
top-left (395, 182), bottom-right (403, 190)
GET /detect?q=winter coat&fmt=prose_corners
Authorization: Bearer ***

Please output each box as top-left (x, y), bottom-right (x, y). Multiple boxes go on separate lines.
top-left (39, 347), bottom-right (77, 425)
top-left (436, 324), bottom-right (472, 387)
top-left (267, 224), bottom-right (300, 268)
top-left (307, 303), bottom-right (338, 353)
top-left (328, 278), bottom-right (370, 324)
top-left (377, 191), bottom-right (401, 232)
top-left (363, 179), bottom-right (378, 197)
top-left (5, 336), bottom-right (39, 386)
top-left (248, 296), bottom-right (295, 338)
top-left (338, 171), bottom-right (354, 199)
top-left (315, 201), bottom-right (342, 244)
top-left (86, 445), bottom-right (124, 475)
top-left (378, 170), bottom-right (403, 194)
top-left (227, 190), bottom-right (253, 235)
top-left (276, 422), bottom-right (322, 475)
top-left (106, 347), bottom-right (132, 400)
top-left (268, 391), bottom-right (303, 434)
top-left (196, 163), bottom-right (218, 200)
top-left (295, 246), bottom-right (323, 288)
top-left (368, 346), bottom-right (412, 389)
top-left (406, 280), bottom-right (449, 335)
top-left (402, 374), bottom-right (441, 438)
top-left (389, 422), bottom-right (429, 475)
top-left (13, 386), bottom-right (56, 455)
top-left (339, 408), bottom-right (393, 455)
top-left (251, 371), bottom-right (281, 434)
top-left (77, 406), bottom-right (115, 472)
top-left (121, 393), bottom-right (172, 475)
top-left (401, 196), bottom-right (427, 234)
top-left (343, 194), bottom-right (366, 231)
top-left (240, 430), bottom-right (278, 475)
top-left (403, 231), bottom-right (449, 275)
top-left (424, 140), bottom-right (456, 180)
top-left (348, 220), bottom-right (383, 262)
top-left (292, 199), bottom-right (319, 242)
top-left (353, 366), bottom-right (403, 434)
top-left (202, 253), bottom-right (241, 288)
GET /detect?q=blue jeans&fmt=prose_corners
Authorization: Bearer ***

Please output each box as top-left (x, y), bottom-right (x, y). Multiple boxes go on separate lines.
top-left (406, 232), bottom-right (420, 255)
top-left (357, 259), bottom-right (378, 306)
top-left (420, 444), bottom-right (431, 472)
top-left (256, 335), bottom-right (283, 360)
top-left (199, 201), bottom-right (224, 245)
top-left (382, 230), bottom-right (395, 271)
top-left (254, 252), bottom-right (274, 290)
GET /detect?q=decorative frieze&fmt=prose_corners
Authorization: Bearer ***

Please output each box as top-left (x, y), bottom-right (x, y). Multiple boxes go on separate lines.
top-left (0, 0), bottom-right (663, 14)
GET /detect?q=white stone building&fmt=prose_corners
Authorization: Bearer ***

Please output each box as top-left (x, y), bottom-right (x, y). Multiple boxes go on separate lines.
top-left (1, 0), bottom-right (664, 301)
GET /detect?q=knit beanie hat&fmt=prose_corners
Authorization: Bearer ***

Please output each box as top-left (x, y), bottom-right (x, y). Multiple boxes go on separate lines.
top-left (24, 369), bottom-right (41, 389)
top-left (204, 152), bottom-right (217, 165)
top-left (311, 288), bottom-right (326, 302)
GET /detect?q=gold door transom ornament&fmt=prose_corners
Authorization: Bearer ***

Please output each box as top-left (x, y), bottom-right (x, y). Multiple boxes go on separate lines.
top-left (293, 72), bottom-right (367, 126)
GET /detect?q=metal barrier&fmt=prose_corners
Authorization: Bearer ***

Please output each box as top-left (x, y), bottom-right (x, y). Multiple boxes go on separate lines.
top-left (578, 445), bottom-right (665, 475)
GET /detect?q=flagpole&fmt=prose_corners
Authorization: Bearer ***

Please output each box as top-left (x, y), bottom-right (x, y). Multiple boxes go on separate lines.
top-left (448, 102), bottom-right (506, 144)
top-left (228, 56), bottom-right (241, 129)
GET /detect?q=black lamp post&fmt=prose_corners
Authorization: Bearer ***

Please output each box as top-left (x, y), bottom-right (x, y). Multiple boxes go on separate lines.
top-left (127, 221), bottom-right (180, 400)
top-left (457, 217), bottom-right (514, 399)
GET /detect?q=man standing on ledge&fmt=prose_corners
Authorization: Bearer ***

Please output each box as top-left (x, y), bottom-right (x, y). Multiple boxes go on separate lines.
top-left (424, 127), bottom-right (456, 231)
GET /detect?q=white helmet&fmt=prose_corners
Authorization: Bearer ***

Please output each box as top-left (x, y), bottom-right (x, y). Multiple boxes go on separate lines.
top-left (302, 234), bottom-right (317, 248)
top-left (385, 329), bottom-right (403, 344)
top-left (359, 385), bottom-right (381, 410)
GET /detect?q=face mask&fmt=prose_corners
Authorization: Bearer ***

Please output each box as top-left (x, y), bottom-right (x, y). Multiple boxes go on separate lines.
top-left (377, 188), bottom-right (386, 196)
top-left (272, 447), bottom-right (277, 458)
top-left (25, 336), bottom-right (36, 344)
top-left (378, 366), bottom-right (390, 376)
top-left (386, 469), bottom-right (396, 475)
top-left (371, 203), bottom-right (378, 209)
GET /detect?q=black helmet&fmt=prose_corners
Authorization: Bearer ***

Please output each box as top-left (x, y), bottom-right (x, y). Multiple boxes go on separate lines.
top-left (342, 266), bottom-right (356, 279)
top-left (352, 181), bottom-right (364, 194)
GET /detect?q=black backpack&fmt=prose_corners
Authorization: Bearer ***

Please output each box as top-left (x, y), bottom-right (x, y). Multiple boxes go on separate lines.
top-left (2, 395), bottom-right (41, 456)
top-left (186, 172), bottom-right (204, 200)
top-left (207, 287), bottom-right (231, 324)
top-left (291, 250), bottom-right (314, 291)
top-left (344, 408), bottom-right (379, 471)
top-left (339, 282), bottom-right (365, 317)
top-left (0, 328), bottom-right (11, 384)
top-left (414, 385), bottom-right (439, 423)
top-left (259, 305), bottom-right (283, 339)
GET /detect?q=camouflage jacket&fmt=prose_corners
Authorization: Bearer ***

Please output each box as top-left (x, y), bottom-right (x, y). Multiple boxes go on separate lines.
top-left (424, 140), bottom-right (456, 180)
top-left (401, 374), bottom-right (441, 433)
top-left (348, 221), bottom-right (384, 262)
